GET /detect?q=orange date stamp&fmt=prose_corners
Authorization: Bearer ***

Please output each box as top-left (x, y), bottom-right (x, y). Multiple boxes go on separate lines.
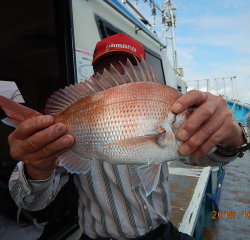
top-left (212, 211), bottom-right (250, 219)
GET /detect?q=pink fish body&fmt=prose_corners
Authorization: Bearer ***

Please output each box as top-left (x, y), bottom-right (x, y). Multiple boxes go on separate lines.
top-left (0, 58), bottom-right (190, 196)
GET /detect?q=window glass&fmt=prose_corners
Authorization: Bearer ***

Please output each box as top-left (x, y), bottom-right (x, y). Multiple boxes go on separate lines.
top-left (145, 52), bottom-right (165, 85)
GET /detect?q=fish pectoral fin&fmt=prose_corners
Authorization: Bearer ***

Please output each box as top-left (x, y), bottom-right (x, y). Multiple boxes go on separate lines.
top-left (99, 134), bottom-right (165, 148)
top-left (56, 149), bottom-right (93, 174)
top-left (130, 164), bottom-right (161, 197)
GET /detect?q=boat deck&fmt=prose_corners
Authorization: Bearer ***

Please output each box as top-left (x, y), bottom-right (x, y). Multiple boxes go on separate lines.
top-left (168, 160), bottom-right (210, 238)
top-left (202, 152), bottom-right (250, 240)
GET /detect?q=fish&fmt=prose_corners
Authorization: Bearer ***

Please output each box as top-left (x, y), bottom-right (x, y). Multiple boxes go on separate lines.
top-left (0, 57), bottom-right (191, 196)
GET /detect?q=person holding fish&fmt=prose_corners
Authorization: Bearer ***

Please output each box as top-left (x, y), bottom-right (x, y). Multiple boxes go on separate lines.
top-left (2, 33), bottom-right (249, 240)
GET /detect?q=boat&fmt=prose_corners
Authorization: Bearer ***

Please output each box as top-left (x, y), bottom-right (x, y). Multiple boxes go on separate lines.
top-left (0, 1), bottom-right (249, 240)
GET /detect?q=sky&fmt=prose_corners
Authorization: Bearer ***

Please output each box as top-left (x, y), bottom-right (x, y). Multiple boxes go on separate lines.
top-left (136, 0), bottom-right (250, 104)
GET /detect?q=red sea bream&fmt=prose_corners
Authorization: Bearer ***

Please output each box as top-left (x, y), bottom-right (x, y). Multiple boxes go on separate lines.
top-left (0, 57), bottom-right (191, 195)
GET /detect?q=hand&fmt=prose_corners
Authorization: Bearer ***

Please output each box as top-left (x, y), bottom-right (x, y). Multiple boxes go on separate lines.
top-left (171, 90), bottom-right (245, 159)
top-left (8, 115), bottom-right (74, 180)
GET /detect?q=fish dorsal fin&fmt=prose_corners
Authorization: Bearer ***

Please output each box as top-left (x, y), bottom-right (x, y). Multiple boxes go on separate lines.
top-left (88, 76), bottom-right (105, 91)
top-left (45, 57), bottom-right (158, 116)
top-left (133, 56), bottom-right (148, 82)
top-left (118, 61), bottom-right (134, 83)
top-left (109, 63), bottom-right (127, 85)
top-left (45, 82), bottom-right (96, 116)
top-left (125, 58), bottom-right (142, 82)
top-left (140, 57), bottom-right (154, 82)
top-left (102, 69), bottom-right (119, 87)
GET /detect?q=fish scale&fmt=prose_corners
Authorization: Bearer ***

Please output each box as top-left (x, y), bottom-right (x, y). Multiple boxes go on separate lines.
top-left (0, 57), bottom-right (191, 196)
top-left (54, 81), bottom-right (185, 167)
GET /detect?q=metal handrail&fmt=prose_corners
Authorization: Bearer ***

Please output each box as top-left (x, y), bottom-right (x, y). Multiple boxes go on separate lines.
top-left (185, 76), bottom-right (238, 101)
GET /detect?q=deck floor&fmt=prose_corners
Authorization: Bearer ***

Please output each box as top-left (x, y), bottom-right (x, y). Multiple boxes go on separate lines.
top-left (202, 152), bottom-right (250, 240)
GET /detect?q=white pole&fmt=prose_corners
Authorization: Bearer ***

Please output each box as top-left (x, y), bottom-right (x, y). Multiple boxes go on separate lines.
top-left (230, 78), bottom-right (234, 100)
top-left (223, 78), bottom-right (227, 97)
top-left (171, 10), bottom-right (178, 69)
top-left (215, 79), bottom-right (218, 96)
top-left (234, 77), bottom-right (239, 101)
top-left (169, 16), bottom-right (175, 68)
top-left (162, 23), bottom-right (167, 49)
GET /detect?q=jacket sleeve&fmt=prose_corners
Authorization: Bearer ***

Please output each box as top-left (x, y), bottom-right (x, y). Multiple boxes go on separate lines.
top-left (178, 151), bottom-right (240, 167)
top-left (9, 162), bottom-right (69, 211)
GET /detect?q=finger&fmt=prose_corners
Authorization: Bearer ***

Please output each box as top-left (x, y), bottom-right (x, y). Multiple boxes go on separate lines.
top-left (178, 116), bottom-right (224, 156)
top-left (27, 134), bottom-right (74, 160)
top-left (22, 123), bottom-right (69, 154)
top-left (177, 101), bottom-right (217, 141)
top-left (190, 123), bottom-right (232, 159)
top-left (12, 115), bottom-right (54, 140)
top-left (171, 90), bottom-right (208, 114)
top-left (181, 114), bottom-right (240, 158)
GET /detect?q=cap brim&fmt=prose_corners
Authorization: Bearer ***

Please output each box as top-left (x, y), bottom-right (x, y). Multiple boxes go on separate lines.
top-left (92, 49), bottom-right (142, 66)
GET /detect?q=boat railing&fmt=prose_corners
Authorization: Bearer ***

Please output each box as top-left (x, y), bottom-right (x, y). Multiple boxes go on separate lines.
top-left (185, 76), bottom-right (238, 101)
top-left (185, 76), bottom-right (250, 125)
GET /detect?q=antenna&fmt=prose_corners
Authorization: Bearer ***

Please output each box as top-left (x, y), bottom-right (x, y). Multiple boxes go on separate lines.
top-left (161, 1), bottom-right (182, 76)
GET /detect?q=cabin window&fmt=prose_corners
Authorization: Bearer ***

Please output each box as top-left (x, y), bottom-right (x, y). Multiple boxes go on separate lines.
top-left (145, 52), bottom-right (165, 85)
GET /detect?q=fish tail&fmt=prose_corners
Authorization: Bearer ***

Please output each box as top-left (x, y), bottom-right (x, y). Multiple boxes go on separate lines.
top-left (0, 95), bottom-right (42, 128)
top-left (130, 164), bottom-right (161, 196)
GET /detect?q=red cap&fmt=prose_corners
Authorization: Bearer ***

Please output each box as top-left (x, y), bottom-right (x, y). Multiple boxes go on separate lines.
top-left (92, 33), bottom-right (145, 66)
